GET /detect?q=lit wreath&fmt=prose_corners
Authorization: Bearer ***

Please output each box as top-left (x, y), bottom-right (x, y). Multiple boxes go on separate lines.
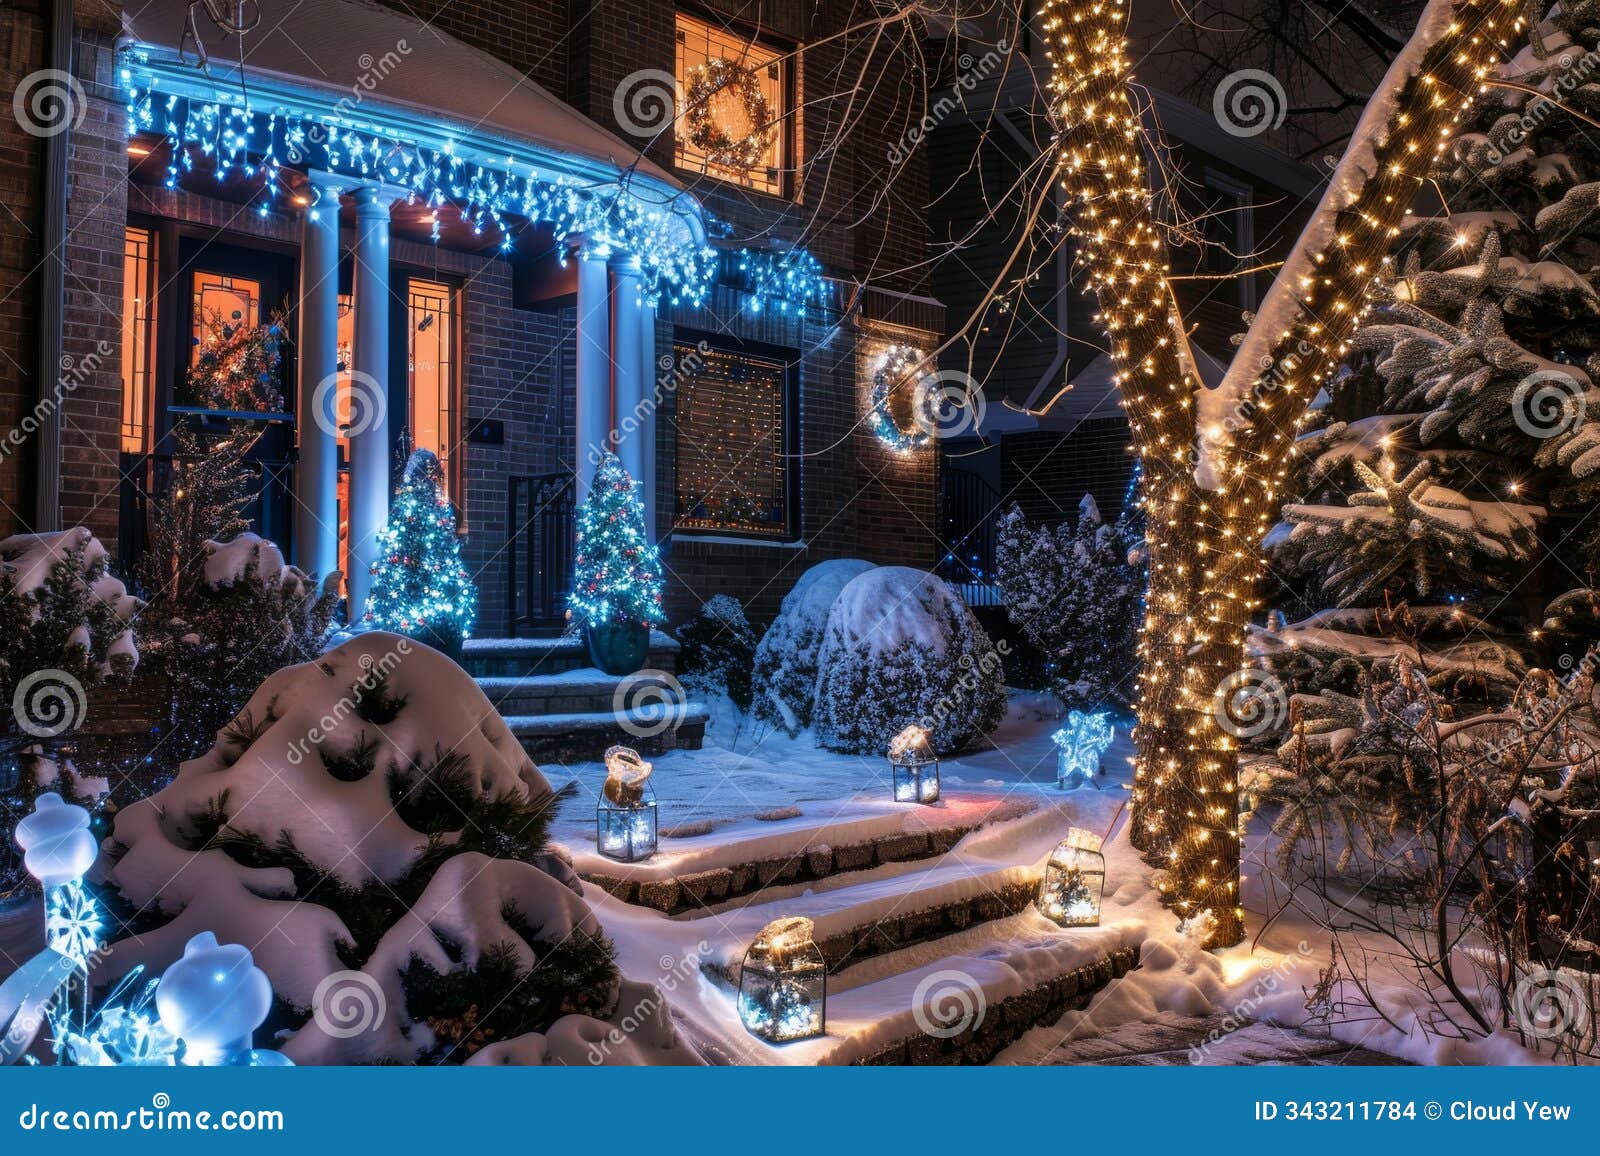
top-left (868, 344), bottom-right (934, 452)
top-left (684, 57), bottom-right (774, 174)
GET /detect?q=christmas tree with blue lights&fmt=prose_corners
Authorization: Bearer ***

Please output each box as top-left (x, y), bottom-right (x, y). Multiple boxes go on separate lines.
top-left (366, 449), bottom-right (476, 656)
top-left (570, 453), bottom-right (664, 627)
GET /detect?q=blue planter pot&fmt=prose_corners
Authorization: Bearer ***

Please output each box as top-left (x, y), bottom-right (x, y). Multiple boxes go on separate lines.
top-left (586, 621), bottom-right (650, 676)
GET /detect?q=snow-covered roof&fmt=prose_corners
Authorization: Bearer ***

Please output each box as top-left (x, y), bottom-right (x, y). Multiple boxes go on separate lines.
top-left (121, 0), bottom-right (682, 193)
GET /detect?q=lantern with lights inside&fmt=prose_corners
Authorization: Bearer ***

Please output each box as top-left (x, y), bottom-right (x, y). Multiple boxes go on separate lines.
top-left (596, 745), bottom-right (657, 863)
top-left (888, 724), bottom-right (939, 804)
top-left (1037, 828), bottom-right (1106, 928)
top-left (1051, 710), bottom-right (1115, 790)
top-left (737, 916), bottom-right (826, 1043)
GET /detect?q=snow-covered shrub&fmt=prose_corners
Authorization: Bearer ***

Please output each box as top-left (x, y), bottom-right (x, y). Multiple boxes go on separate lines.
top-left (751, 558), bottom-right (874, 735)
top-left (161, 533), bottom-right (339, 762)
top-left (675, 594), bottom-right (760, 710)
top-left (97, 633), bottom-right (693, 1065)
top-left (994, 496), bottom-right (1140, 709)
top-left (813, 567), bottom-right (1005, 754)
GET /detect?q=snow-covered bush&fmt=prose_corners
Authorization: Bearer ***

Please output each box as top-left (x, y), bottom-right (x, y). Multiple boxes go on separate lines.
top-left (994, 496), bottom-right (1140, 709)
top-left (813, 567), bottom-right (1005, 755)
top-left (161, 533), bottom-right (339, 762)
top-left (675, 594), bottom-right (760, 710)
top-left (97, 633), bottom-right (693, 1065)
top-left (751, 558), bottom-right (874, 735)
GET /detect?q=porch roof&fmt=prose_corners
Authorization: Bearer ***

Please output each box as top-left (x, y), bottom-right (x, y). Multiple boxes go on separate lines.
top-left (121, 0), bottom-right (712, 299)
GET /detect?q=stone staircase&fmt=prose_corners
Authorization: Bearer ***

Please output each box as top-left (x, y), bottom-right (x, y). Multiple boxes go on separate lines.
top-left (462, 633), bottom-right (708, 762)
top-left (585, 802), bottom-right (1141, 1065)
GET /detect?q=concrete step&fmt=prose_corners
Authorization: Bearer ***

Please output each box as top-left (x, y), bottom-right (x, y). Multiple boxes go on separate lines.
top-left (503, 704), bottom-right (708, 763)
top-left (478, 668), bottom-right (678, 718)
top-left (461, 631), bottom-right (679, 679)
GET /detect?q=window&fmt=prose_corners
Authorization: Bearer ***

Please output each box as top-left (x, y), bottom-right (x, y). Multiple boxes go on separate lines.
top-left (673, 338), bottom-right (793, 538)
top-left (121, 226), bottom-right (157, 453)
top-left (408, 278), bottom-right (458, 492)
top-left (190, 271), bottom-right (261, 363)
top-left (675, 11), bottom-right (790, 197)
top-left (1200, 171), bottom-right (1255, 309)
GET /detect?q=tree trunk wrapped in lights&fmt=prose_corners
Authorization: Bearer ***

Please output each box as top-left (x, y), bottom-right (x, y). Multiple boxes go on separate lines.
top-left (1041, 0), bottom-right (1523, 946)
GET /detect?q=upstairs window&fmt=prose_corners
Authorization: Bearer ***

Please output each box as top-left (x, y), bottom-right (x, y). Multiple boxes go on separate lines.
top-left (675, 11), bottom-right (791, 197)
top-left (121, 226), bottom-right (157, 453)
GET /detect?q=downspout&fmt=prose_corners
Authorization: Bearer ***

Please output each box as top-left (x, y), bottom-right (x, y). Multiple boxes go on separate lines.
top-left (33, 0), bottom-right (74, 531)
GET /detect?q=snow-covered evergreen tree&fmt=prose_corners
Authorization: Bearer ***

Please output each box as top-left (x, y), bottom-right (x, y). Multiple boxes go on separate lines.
top-left (813, 567), bottom-right (1005, 755)
top-left (751, 558), bottom-right (874, 736)
top-left (1263, 3), bottom-right (1600, 702)
top-left (675, 594), bottom-right (760, 711)
top-left (365, 449), bottom-right (477, 656)
top-left (569, 453), bottom-right (664, 628)
top-left (994, 496), bottom-right (1140, 709)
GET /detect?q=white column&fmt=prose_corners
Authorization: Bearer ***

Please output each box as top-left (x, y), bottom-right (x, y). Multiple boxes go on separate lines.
top-left (293, 171), bottom-right (347, 581)
top-left (611, 255), bottom-right (645, 486)
top-left (573, 238), bottom-right (613, 503)
top-left (346, 183), bottom-right (405, 624)
top-left (637, 299), bottom-right (658, 538)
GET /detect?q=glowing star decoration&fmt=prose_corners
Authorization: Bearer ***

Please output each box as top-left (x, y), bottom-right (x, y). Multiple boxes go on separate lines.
top-left (155, 933), bottom-right (278, 1066)
top-left (737, 916), bottom-right (826, 1043)
top-left (887, 723), bottom-right (940, 804)
top-left (597, 745), bottom-right (658, 862)
top-left (1051, 711), bottom-right (1115, 790)
top-left (1037, 829), bottom-right (1106, 928)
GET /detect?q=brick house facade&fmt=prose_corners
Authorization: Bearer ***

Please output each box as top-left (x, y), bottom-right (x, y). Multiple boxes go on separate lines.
top-left (0, 0), bottom-right (944, 637)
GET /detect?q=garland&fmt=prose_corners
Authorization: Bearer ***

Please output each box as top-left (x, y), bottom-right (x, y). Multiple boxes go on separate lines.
top-left (684, 57), bottom-right (773, 174)
top-left (867, 345), bottom-right (933, 452)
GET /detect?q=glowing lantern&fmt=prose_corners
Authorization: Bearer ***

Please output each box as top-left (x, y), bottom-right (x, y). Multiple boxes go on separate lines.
top-left (155, 932), bottom-right (276, 1066)
top-left (888, 724), bottom-right (939, 804)
top-left (737, 916), bottom-right (826, 1043)
top-left (1037, 829), bottom-right (1106, 928)
top-left (1051, 711), bottom-right (1115, 790)
top-left (15, 792), bottom-right (96, 890)
top-left (597, 745), bottom-right (657, 862)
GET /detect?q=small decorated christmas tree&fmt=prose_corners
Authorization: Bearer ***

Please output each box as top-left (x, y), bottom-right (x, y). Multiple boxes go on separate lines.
top-left (365, 449), bottom-right (477, 657)
top-left (570, 453), bottom-right (664, 629)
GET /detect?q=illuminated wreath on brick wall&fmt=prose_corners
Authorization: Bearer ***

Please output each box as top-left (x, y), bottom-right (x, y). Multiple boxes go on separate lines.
top-left (684, 57), bottom-right (774, 174)
top-left (868, 345), bottom-right (936, 452)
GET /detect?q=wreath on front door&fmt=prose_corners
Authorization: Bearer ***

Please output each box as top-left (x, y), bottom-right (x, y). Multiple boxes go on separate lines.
top-left (683, 56), bottom-right (774, 174)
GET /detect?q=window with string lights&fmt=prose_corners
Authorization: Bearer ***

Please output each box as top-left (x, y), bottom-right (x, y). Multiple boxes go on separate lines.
top-left (674, 11), bottom-right (792, 198)
top-left (671, 334), bottom-right (796, 540)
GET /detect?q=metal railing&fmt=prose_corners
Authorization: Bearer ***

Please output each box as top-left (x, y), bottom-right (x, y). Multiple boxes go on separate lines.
top-left (506, 471), bottom-right (576, 635)
top-left (937, 466), bottom-right (1003, 607)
